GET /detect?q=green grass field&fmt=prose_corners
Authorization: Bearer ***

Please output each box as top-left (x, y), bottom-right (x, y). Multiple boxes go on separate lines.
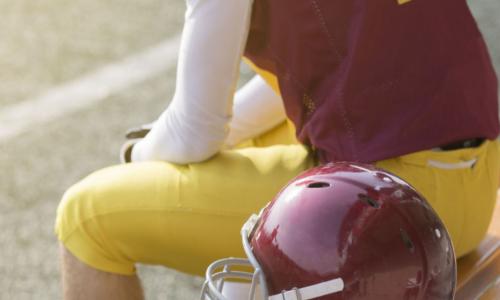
top-left (0, 1), bottom-right (498, 299)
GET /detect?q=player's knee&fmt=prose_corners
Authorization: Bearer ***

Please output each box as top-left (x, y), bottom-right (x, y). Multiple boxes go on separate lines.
top-left (55, 179), bottom-right (94, 242)
top-left (54, 175), bottom-right (137, 275)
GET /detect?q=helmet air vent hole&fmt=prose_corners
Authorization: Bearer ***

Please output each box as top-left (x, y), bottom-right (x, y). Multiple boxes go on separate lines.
top-left (307, 182), bottom-right (330, 188)
top-left (358, 194), bottom-right (380, 208)
top-left (400, 229), bottom-right (415, 252)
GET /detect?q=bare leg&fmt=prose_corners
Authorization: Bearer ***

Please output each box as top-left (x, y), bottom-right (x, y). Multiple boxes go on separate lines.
top-left (60, 244), bottom-right (144, 300)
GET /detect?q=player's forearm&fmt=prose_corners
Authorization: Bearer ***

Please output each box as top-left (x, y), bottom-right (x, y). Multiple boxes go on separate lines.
top-left (132, 0), bottom-right (254, 164)
top-left (225, 75), bottom-right (286, 147)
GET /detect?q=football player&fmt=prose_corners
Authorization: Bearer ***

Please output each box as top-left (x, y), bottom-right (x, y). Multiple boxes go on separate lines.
top-left (55, 0), bottom-right (499, 299)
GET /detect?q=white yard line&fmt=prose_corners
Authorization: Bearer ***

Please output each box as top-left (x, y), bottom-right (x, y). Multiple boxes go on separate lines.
top-left (0, 34), bottom-right (181, 141)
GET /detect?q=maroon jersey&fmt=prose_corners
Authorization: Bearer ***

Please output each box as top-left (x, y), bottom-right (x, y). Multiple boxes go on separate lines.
top-left (245, 0), bottom-right (499, 163)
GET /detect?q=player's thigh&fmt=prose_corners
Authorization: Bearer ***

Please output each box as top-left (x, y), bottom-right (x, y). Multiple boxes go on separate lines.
top-left (56, 144), bottom-right (314, 275)
top-left (376, 139), bottom-right (500, 257)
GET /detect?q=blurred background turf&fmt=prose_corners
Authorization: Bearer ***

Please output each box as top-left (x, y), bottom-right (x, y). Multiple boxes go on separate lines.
top-left (0, 1), bottom-right (498, 299)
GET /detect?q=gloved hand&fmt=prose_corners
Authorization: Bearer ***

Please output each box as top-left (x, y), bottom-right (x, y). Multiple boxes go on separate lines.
top-left (120, 122), bottom-right (155, 163)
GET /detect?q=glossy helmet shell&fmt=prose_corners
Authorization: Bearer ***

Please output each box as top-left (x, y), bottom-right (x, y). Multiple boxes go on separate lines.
top-left (250, 162), bottom-right (456, 299)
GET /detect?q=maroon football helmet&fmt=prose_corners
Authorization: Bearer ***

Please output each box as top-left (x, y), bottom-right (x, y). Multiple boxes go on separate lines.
top-left (201, 162), bottom-right (456, 300)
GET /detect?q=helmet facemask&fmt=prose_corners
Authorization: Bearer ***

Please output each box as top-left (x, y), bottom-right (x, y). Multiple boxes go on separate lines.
top-left (201, 213), bottom-right (269, 300)
top-left (201, 212), bottom-right (345, 300)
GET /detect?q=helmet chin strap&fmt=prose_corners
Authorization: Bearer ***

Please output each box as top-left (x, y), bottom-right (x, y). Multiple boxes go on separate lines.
top-left (268, 278), bottom-right (344, 300)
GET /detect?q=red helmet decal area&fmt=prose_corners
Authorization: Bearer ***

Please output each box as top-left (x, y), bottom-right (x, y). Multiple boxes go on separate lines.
top-left (250, 162), bottom-right (456, 300)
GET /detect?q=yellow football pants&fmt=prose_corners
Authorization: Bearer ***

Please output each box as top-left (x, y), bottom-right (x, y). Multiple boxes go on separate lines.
top-left (55, 122), bottom-right (500, 275)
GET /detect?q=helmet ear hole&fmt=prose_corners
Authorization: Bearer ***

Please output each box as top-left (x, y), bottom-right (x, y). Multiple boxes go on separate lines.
top-left (307, 182), bottom-right (330, 188)
top-left (358, 194), bottom-right (380, 208)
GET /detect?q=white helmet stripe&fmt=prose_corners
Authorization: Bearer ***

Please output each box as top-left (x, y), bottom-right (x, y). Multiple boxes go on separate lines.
top-left (268, 278), bottom-right (344, 300)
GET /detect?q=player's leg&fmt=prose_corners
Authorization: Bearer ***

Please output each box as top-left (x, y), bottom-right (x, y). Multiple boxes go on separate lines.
top-left (60, 245), bottom-right (143, 300)
top-left (376, 139), bottom-right (500, 257)
top-left (55, 144), bottom-right (314, 299)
